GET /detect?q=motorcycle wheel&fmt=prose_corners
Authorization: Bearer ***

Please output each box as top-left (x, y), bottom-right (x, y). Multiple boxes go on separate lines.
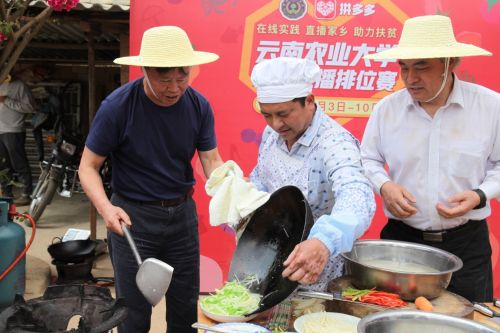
top-left (27, 177), bottom-right (58, 225)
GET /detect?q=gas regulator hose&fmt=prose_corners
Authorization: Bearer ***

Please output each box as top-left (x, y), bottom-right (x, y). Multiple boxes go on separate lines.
top-left (0, 212), bottom-right (36, 281)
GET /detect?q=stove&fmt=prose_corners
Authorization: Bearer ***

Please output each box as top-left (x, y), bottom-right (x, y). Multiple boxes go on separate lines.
top-left (52, 256), bottom-right (95, 284)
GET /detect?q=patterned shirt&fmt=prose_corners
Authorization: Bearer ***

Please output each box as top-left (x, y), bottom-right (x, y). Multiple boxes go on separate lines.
top-left (250, 107), bottom-right (375, 256)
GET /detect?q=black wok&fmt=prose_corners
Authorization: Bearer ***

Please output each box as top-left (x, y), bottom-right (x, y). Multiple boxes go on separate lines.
top-left (48, 238), bottom-right (97, 263)
top-left (228, 185), bottom-right (314, 316)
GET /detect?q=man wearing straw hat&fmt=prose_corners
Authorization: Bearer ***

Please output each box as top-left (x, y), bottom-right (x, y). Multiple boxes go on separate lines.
top-left (250, 57), bottom-right (375, 291)
top-left (361, 15), bottom-right (499, 302)
top-left (79, 26), bottom-right (223, 332)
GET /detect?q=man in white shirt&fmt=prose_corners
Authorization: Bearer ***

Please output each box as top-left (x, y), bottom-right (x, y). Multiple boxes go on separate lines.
top-left (361, 15), bottom-right (499, 302)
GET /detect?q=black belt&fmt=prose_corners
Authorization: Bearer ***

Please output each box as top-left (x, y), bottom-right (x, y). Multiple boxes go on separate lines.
top-left (388, 218), bottom-right (486, 242)
top-left (118, 189), bottom-right (193, 207)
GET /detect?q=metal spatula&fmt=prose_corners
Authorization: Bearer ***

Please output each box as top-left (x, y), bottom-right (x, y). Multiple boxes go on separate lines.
top-left (122, 223), bottom-right (174, 306)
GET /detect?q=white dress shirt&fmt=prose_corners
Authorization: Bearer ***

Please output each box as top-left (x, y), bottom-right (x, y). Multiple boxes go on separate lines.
top-left (361, 76), bottom-right (500, 231)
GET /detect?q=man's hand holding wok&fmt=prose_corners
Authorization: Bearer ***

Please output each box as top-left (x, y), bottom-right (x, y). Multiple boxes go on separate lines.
top-left (282, 239), bottom-right (330, 285)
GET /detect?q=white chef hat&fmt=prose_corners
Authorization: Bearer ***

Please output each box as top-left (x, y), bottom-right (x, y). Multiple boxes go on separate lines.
top-left (251, 57), bottom-right (321, 103)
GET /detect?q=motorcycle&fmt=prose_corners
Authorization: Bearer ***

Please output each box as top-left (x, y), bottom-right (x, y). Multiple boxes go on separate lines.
top-left (28, 132), bottom-right (112, 223)
top-left (28, 83), bottom-right (112, 223)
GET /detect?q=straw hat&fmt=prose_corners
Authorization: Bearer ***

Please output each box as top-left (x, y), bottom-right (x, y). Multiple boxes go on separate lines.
top-left (364, 15), bottom-right (492, 60)
top-left (114, 26), bottom-right (219, 67)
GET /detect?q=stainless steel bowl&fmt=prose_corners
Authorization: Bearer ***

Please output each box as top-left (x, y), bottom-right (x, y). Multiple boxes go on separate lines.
top-left (341, 240), bottom-right (463, 300)
top-left (357, 310), bottom-right (497, 333)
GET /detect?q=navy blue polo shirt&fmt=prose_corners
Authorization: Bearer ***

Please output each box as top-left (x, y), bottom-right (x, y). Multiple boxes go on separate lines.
top-left (85, 78), bottom-right (217, 201)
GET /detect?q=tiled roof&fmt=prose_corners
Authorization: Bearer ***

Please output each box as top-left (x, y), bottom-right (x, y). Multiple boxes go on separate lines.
top-left (30, 0), bottom-right (130, 12)
top-left (21, 1), bottom-right (130, 64)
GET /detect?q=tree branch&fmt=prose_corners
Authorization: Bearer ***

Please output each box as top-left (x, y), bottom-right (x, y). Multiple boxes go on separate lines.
top-left (7, 0), bottom-right (29, 18)
top-left (4, 19), bottom-right (45, 75)
top-left (9, 0), bottom-right (30, 23)
top-left (0, 6), bottom-right (52, 82)
top-left (6, 0), bottom-right (17, 18)
top-left (0, 1), bottom-right (6, 21)
top-left (0, 38), bottom-right (16, 79)
top-left (13, 6), bottom-right (51, 40)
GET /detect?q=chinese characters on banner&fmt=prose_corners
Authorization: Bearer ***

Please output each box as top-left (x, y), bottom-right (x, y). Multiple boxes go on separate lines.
top-left (130, 0), bottom-right (500, 296)
top-left (247, 1), bottom-right (401, 118)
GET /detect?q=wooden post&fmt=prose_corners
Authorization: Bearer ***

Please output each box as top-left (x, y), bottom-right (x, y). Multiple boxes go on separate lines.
top-left (119, 32), bottom-right (129, 84)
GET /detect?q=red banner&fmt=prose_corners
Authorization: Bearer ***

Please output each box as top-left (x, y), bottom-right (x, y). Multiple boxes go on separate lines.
top-left (130, 0), bottom-right (500, 296)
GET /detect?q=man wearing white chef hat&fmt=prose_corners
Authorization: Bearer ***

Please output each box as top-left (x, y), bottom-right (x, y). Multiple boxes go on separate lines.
top-left (250, 57), bottom-right (376, 291)
top-left (361, 15), bottom-right (498, 302)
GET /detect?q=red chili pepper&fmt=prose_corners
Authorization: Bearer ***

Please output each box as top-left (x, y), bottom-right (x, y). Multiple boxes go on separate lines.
top-left (342, 287), bottom-right (407, 308)
top-left (369, 291), bottom-right (401, 299)
top-left (358, 293), bottom-right (407, 308)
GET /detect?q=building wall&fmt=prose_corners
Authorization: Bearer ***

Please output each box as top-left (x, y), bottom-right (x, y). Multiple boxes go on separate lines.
top-left (24, 65), bottom-right (121, 185)
top-left (48, 65), bottom-right (122, 134)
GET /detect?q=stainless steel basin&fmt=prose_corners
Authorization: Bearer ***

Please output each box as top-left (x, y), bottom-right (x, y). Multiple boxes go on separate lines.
top-left (357, 310), bottom-right (498, 333)
top-left (341, 240), bottom-right (463, 300)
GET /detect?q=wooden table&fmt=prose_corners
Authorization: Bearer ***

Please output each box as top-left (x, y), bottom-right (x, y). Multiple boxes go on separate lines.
top-left (197, 302), bottom-right (500, 332)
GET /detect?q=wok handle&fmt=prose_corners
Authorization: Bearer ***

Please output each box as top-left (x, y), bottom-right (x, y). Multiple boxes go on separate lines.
top-left (121, 223), bottom-right (143, 265)
top-left (51, 236), bottom-right (62, 244)
top-left (297, 290), bottom-right (342, 301)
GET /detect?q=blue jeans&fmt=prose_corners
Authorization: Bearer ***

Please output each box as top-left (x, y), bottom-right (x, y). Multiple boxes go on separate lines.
top-left (109, 194), bottom-right (200, 333)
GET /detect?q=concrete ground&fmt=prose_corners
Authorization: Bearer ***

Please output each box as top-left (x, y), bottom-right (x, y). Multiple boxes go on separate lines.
top-left (17, 192), bottom-right (167, 332)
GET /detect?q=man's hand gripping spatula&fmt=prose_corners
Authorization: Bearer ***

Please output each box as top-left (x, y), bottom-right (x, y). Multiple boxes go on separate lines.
top-left (121, 223), bottom-right (174, 306)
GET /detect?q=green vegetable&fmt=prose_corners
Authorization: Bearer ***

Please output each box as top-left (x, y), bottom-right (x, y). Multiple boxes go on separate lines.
top-left (201, 278), bottom-right (261, 316)
top-left (341, 287), bottom-right (374, 301)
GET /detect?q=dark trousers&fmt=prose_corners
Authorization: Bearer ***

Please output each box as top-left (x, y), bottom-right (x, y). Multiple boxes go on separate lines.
top-left (0, 132), bottom-right (33, 195)
top-left (109, 194), bottom-right (200, 333)
top-left (381, 219), bottom-right (493, 302)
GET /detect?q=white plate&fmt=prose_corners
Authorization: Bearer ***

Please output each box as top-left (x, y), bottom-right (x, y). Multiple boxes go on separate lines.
top-left (203, 322), bottom-right (270, 332)
top-left (200, 302), bottom-right (258, 323)
top-left (294, 312), bottom-right (360, 333)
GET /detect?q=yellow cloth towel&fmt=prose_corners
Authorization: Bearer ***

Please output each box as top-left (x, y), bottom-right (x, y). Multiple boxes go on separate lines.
top-left (205, 160), bottom-right (270, 227)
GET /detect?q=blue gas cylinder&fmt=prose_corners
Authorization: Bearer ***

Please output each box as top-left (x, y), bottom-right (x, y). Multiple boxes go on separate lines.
top-left (0, 200), bottom-right (26, 309)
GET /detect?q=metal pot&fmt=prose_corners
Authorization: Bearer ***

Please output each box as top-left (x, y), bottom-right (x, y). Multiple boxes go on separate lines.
top-left (48, 239), bottom-right (97, 263)
top-left (357, 310), bottom-right (497, 333)
top-left (341, 240), bottom-right (463, 300)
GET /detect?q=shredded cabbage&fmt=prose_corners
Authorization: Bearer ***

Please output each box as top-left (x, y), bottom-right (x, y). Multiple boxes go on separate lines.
top-left (301, 312), bottom-right (357, 333)
top-left (201, 279), bottom-right (261, 316)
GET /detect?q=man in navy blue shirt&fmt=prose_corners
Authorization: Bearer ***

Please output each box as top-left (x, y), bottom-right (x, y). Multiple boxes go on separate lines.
top-left (79, 26), bottom-right (223, 333)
